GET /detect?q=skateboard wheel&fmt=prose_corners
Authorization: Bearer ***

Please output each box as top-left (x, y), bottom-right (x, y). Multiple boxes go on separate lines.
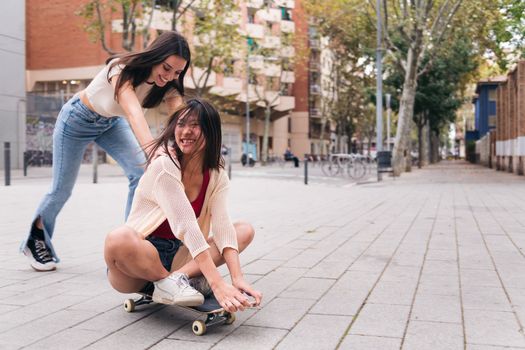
top-left (124, 299), bottom-right (135, 313)
top-left (225, 312), bottom-right (236, 325)
top-left (192, 320), bottom-right (206, 336)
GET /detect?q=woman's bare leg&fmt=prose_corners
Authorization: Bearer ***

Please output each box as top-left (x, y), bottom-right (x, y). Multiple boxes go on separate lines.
top-left (104, 226), bottom-right (170, 293)
top-left (177, 221), bottom-right (255, 277)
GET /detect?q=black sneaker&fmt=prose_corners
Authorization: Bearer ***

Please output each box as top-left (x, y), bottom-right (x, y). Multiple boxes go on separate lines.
top-left (23, 224), bottom-right (56, 271)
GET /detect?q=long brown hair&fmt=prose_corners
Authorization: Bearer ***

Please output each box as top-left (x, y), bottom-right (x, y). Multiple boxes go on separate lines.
top-left (107, 31), bottom-right (191, 108)
top-left (146, 98), bottom-right (225, 172)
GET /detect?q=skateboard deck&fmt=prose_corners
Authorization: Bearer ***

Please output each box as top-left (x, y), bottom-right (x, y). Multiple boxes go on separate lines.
top-left (123, 292), bottom-right (235, 335)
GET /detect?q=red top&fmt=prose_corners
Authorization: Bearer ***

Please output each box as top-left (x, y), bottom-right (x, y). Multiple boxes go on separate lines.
top-left (150, 170), bottom-right (210, 240)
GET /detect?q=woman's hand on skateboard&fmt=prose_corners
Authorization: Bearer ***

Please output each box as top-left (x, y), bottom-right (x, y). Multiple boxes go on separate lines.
top-left (212, 280), bottom-right (251, 313)
top-left (232, 277), bottom-right (262, 307)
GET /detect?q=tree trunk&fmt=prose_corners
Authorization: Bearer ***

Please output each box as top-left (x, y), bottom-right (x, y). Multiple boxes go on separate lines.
top-left (392, 48), bottom-right (419, 176)
top-left (421, 121), bottom-right (430, 166)
top-left (261, 104), bottom-right (271, 164)
top-left (417, 120), bottom-right (423, 169)
top-left (430, 130), bottom-right (440, 163)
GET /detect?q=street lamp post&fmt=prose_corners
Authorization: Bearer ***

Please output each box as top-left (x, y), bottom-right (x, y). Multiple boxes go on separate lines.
top-left (386, 93), bottom-right (391, 151)
top-left (375, 0), bottom-right (383, 154)
top-left (245, 50), bottom-right (250, 150)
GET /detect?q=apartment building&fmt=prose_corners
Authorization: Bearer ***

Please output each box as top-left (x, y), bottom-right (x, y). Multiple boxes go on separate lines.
top-left (26, 0), bottom-right (322, 163)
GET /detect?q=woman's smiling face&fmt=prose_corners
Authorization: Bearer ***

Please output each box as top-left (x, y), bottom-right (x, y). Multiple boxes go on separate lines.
top-left (149, 55), bottom-right (187, 87)
top-left (175, 112), bottom-right (205, 155)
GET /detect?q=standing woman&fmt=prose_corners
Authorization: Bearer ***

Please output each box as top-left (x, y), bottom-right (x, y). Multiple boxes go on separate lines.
top-left (21, 31), bottom-right (191, 271)
top-left (104, 98), bottom-right (263, 311)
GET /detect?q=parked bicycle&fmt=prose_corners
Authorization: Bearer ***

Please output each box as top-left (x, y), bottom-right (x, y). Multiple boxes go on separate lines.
top-left (321, 153), bottom-right (367, 180)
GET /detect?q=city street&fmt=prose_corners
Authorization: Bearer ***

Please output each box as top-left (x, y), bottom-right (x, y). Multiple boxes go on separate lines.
top-left (1, 161), bottom-right (525, 349)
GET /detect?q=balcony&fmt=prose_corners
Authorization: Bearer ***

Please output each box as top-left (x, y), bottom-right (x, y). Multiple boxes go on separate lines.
top-left (264, 62), bottom-right (281, 77)
top-left (309, 61), bottom-right (321, 71)
top-left (209, 77), bottom-right (243, 97)
top-left (310, 108), bottom-right (321, 118)
top-left (246, 23), bottom-right (264, 39)
top-left (310, 84), bottom-right (321, 95)
top-left (246, 0), bottom-right (263, 8)
top-left (280, 20), bottom-right (295, 33)
top-left (224, 11), bottom-right (242, 26)
top-left (248, 55), bottom-right (265, 70)
top-left (275, 0), bottom-right (295, 8)
top-left (262, 35), bottom-right (281, 49)
top-left (275, 95), bottom-right (295, 112)
top-left (281, 46), bottom-right (295, 58)
top-left (256, 8), bottom-right (281, 22)
top-left (309, 38), bottom-right (320, 50)
top-left (281, 71), bottom-right (295, 83)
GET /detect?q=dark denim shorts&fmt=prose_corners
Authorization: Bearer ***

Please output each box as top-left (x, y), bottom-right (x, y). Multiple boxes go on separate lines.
top-left (146, 236), bottom-right (183, 272)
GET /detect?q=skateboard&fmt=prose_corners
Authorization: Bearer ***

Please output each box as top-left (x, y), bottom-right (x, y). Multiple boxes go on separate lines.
top-left (123, 292), bottom-right (235, 336)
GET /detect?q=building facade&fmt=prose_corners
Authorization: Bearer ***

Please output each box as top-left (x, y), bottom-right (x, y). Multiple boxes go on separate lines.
top-left (26, 0), bottom-right (321, 163)
top-left (0, 0), bottom-right (26, 170)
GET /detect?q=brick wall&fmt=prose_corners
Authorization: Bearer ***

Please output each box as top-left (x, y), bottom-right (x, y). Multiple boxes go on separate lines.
top-left (26, 0), bottom-right (120, 69)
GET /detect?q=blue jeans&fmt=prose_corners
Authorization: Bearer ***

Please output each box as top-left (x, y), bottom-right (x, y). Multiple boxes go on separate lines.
top-left (21, 95), bottom-right (145, 261)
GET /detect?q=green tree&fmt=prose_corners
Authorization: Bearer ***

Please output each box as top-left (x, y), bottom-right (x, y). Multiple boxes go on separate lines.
top-left (491, 0), bottom-right (525, 69)
top-left (77, 0), bottom-right (243, 101)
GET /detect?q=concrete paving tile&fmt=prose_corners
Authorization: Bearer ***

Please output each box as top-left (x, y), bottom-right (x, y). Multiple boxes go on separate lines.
top-left (151, 339), bottom-right (212, 350)
top-left (242, 259), bottom-right (283, 275)
top-left (282, 249), bottom-right (329, 269)
top-left (367, 280), bottom-right (417, 306)
top-left (461, 269), bottom-right (502, 288)
top-left (467, 344), bottom-right (525, 350)
top-left (212, 325), bottom-right (287, 350)
top-left (464, 309), bottom-right (525, 347)
top-left (0, 309), bottom-right (98, 349)
top-left (280, 277), bottom-right (335, 300)
top-left (251, 267), bottom-right (307, 303)
top-left (426, 249), bottom-right (458, 261)
top-left (403, 320), bottom-right (463, 350)
top-left (339, 334), bottom-right (401, 350)
top-left (350, 254), bottom-right (390, 273)
top-left (411, 293), bottom-right (462, 323)
top-left (262, 247), bottom-right (303, 261)
top-left (462, 286), bottom-right (512, 312)
top-left (349, 304), bottom-right (411, 338)
top-left (422, 259), bottom-right (459, 276)
top-left (380, 265), bottom-right (421, 284)
top-left (310, 270), bottom-right (378, 316)
top-left (507, 288), bottom-right (525, 307)
top-left (275, 314), bottom-right (352, 350)
top-left (23, 329), bottom-right (104, 350)
top-left (244, 297), bottom-right (315, 329)
top-left (83, 306), bottom-right (197, 350)
top-left (304, 259), bottom-right (353, 279)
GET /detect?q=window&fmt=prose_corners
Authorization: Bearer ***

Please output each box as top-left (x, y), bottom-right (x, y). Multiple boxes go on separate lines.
top-left (488, 88), bottom-right (497, 102)
top-left (489, 114), bottom-right (496, 128)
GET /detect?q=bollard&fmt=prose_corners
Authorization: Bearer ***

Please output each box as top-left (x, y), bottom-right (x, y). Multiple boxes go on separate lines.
top-left (4, 142), bottom-right (11, 186)
top-left (304, 157), bottom-right (308, 185)
top-left (23, 151), bottom-right (28, 176)
top-left (92, 144), bottom-right (98, 184)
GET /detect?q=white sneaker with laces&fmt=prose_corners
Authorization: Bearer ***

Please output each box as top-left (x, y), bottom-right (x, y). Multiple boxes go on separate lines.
top-left (152, 272), bottom-right (204, 306)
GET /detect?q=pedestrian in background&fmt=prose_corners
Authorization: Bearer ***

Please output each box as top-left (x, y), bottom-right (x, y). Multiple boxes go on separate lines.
top-left (21, 31), bottom-right (190, 271)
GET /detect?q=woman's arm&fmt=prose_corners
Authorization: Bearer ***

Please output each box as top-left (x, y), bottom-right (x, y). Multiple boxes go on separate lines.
top-left (210, 175), bottom-right (263, 305)
top-left (112, 78), bottom-right (154, 153)
top-left (165, 95), bottom-right (184, 115)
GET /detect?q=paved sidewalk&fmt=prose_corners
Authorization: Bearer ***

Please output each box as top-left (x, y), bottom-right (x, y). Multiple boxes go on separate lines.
top-left (1, 160), bottom-right (525, 349)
